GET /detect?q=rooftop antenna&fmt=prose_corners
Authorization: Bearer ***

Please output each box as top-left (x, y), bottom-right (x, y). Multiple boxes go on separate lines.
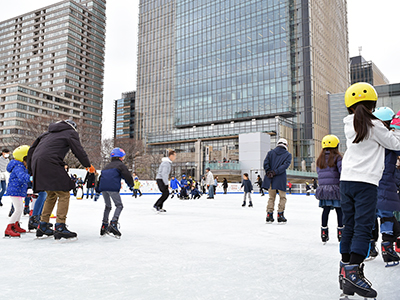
top-left (358, 46), bottom-right (362, 56)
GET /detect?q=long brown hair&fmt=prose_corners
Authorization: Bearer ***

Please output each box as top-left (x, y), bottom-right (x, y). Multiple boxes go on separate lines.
top-left (348, 101), bottom-right (377, 144)
top-left (316, 148), bottom-right (342, 169)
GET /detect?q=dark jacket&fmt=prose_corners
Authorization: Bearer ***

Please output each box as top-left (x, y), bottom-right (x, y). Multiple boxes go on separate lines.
top-left (315, 151), bottom-right (342, 200)
top-left (262, 146), bottom-right (292, 192)
top-left (222, 179), bottom-right (228, 189)
top-left (377, 149), bottom-right (400, 211)
top-left (6, 160), bottom-right (31, 197)
top-left (27, 121), bottom-right (91, 192)
top-left (98, 158), bottom-right (134, 192)
top-left (241, 179), bottom-right (253, 193)
top-left (84, 172), bottom-right (96, 188)
top-left (256, 176), bottom-right (262, 188)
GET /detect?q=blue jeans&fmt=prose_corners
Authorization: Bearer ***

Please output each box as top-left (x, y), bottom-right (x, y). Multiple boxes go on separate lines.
top-left (208, 185), bottom-right (215, 198)
top-left (86, 187), bottom-right (95, 198)
top-left (0, 180), bottom-right (6, 200)
top-left (32, 191), bottom-right (47, 216)
top-left (340, 181), bottom-right (377, 257)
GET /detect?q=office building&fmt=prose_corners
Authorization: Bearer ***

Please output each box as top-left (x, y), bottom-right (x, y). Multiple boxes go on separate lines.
top-left (0, 0), bottom-right (106, 145)
top-left (350, 55), bottom-right (389, 86)
top-left (136, 0), bottom-right (349, 176)
top-left (114, 91), bottom-right (136, 139)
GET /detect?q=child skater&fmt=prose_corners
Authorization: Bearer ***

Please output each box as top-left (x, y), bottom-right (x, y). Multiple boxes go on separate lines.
top-left (241, 173), bottom-right (253, 207)
top-left (170, 175), bottom-right (180, 198)
top-left (190, 185), bottom-right (201, 200)
top-left (339, 82), bottom-right (400, 299)
top-left (97, 148), bottom-right (134, 238)
top-left (4, 146), bottom-right (31, 238)
top-left (133, 177), bottom-right (142, 198)
top-left (315, 134), bottom-right (343, 244)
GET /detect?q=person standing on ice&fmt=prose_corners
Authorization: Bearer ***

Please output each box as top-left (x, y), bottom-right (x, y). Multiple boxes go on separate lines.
top-left (262, 138), bottom-right (292, 224)
top-left (27, 120), bottom-right (95, 240)
top-left (205, 167), bottom-right (215, 199)
top-left (315, 134), bottom-right (343, 244)
top-left (97, 148), bottom-right (134, 238)
top-left (153, 150), bottom-right (176, 212)
top-left (338, 83), bottom-right (400, 299)
top-left (0, 148), bottom-right (10, 206)
top-left (4, 146), bottom-right (31, 238)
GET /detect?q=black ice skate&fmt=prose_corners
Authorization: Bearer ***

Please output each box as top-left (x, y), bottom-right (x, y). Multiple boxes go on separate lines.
top-left (266, 212), bottom-right (274, 224)
top-left (28, 215), bottom-right (40, 231)
top-left (8, 205), bottom-right (14, 217)
top-left (100, 223), bottom-right (108, 236)
top-left (381, 241), bottom-right (400, 267)
top-left (54, 223), bottom-right (77, 241)
top-left (277, 212), bottom-right (287, 224)
top-left (241, 201), bottom-right (246, 207)
top-left (107, 220), bottom-right (121, 238)
top-left (338, 261), bottom-right (349, 290)
top-left (340, 263), bottom-right (377, 300)
top-left (321, 227), bottom-right (329, 244)
top-left (248, 201), bottom-right (253, 207)
top-left (337, 227), bottom-right (343, 242)
top-left (365, 240), bottom-right (378, 261)
top-left (23, 206), bottom-right (30, 216)
top-left (36, 222), bottom-right (54, 238)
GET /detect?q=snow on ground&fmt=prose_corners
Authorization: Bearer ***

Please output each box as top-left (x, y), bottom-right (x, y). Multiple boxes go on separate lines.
top-left (0, 193), bottom-right (399, 300)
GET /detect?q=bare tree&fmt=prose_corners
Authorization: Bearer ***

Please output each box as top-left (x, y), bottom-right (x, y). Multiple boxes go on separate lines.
top-left (135, 152), bottom-right (162, 180)
top-left (114, 138), bottom-right (144, 171)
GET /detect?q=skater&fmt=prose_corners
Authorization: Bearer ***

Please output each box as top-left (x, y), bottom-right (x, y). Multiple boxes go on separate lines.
top-left (4, 146), bottom-right (31, 237)
top-left (371, 107), bottom-right (400, 266)
top-left (27, 120), bottom-right (94, 240)
top-left (190, 185), bottom-right (201, 199)
top-left (200, 176), bottom-right (206, 195)
top-left (315, 134), bottom-right (343, 244)
top-left (97, 148), bottom-right (134, 238)
top-left (312, 178), bottom-right (318, 191)
top-left (28, 191), bottom-right (47, 231)
top-left (241, 173), bottom-right (253, 207)
top-left (214, 176), bottom-right (219, 197)
top-left (0, 148), bottom-right (10, 206)
top-left (205, 168), bottom-right (214, 199)
top-left (222, 178), bottom-right (228, 194)
top-left (287, 181), bottom-right (292, 194)
top-left (256, 175), bottom-right (264, 196)
top-left (84, 170), bottom-right (96, 199)
top-left (179, 174), bottom-right (189, 199)
top-left (170, 175), bottom-right (181, 199)
top-left (305, 182), bottom-right (311, 196)
top-left (153, 150), bottom-right (176, 212)
top-left (338, 82), bottom-right (400, 299)
top-left (133, 177), bottom-right (142, 198)
top-left (262, 138), bottom-right (292, 224)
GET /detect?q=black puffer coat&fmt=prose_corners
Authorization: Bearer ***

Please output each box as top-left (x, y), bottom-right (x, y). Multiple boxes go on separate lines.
top-left (27, 121), bottom-right (91, 192)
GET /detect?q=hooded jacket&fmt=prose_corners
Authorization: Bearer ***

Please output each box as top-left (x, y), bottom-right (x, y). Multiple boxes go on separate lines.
top-left (97, 158), bottom-right (134, 192)
top-left (340, 115), bottom-right (400, 186)
top-left (6, 159), bottom-right (31, 197)
top-left (262, 146), bottom-right (292, 191)
top-left (27, 121), bottom-right (91, 192)
top-left (156, 157), bottom-right (172, 185)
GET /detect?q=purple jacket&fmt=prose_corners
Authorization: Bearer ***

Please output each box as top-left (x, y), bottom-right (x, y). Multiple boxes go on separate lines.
top-left (315, 152), bottom-right (342, 200)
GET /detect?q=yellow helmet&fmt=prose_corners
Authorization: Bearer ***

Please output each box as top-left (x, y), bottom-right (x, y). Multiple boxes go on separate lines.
top-left (344, 82), bottom-right (378, 108)
top-left (13, 145), bottom-right (30, 162)
top-left (321, 135), bottom-right (340, 149)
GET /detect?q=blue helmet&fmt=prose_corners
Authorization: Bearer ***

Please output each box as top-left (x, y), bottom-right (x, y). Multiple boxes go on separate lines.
top-left (373, 107), bottom-right (395, 121)
top-left (110, 147), bottom-right (126, 158)
top-left (182, 174), bottom-right (186, 178)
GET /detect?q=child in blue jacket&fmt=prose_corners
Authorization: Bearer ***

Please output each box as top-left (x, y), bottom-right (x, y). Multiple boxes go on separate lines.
top-left (4, 146), bottom-right (31, 238)
top-left (170, 175), bottom-right (180, 198)
top-left (190, 185), bottom-right (201, 199)
top-left (241, 173), bottom-right (253, 207)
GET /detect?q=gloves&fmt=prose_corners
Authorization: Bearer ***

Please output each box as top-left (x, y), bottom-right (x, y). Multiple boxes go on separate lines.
top-left (267, 171), bottom-right (276, 179)
top-left (86, 164), bottom-right (96, 173)
top-left (390, 111), bottom-right (400, 129)
top-left (30, 176), bottom-right (33, 182)
top-left (129, 186), bottom-right (134, 192)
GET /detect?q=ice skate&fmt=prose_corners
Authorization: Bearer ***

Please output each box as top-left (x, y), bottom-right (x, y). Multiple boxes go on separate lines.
top-left (36, 222), bottom-right (54, 238)
top-left (340, 263), bottom-right (377, 299)
top-left (28, 216), bottom-right (40, 231)
top-left (23, 206), bottom-right (30, 216)
top-left (381, 241), bottom-right (400, 267)
top-left (337, 227), bottom-right (343, 242)
top-left (54, 223), bottom-right (77, 241)
top-left (4, 223), bottom-right (20, 238)
top-left (338, 261), bottom-right (349, 290)
top-left (321, 227), bottom-right (329, 244)
top-left (248, 201), bottom-right (253, 207)
top-left (241, 201), bottom-right (246, 207)
top-left (277, 212), bottom-right (287, 224)
top-left (107, 220), bottom-right (121, 239)
top-left (13, 221), bottom-right (26, 234)
top-left (266, 212), bottom-right (274, 224)
top-left (396, 237), bottom-right (400, 253)
top-left (365, 240), bottom-right (378, 261)
top-left (100, 222), bottom-right (108, 236)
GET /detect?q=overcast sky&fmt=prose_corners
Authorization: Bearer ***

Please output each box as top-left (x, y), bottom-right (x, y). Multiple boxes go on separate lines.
top-left (0, 1), bottom-right (399, 139)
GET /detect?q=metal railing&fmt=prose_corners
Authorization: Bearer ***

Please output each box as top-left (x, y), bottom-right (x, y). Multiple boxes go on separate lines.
top-left (205, 162), bottom-right (241, 170)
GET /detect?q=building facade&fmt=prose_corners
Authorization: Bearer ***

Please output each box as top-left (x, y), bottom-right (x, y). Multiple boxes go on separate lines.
top-left (350, 55), bottom-right (389, 86)
top-left (114, 91), bottom-right (136, 139)
top-left (136, 0), bottom-right (349, 175)
top-left (0, 0), bottom-right (106, 145)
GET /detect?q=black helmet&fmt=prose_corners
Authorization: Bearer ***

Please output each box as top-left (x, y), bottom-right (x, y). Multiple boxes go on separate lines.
top-left (65, 120), bottom-right (77, 130)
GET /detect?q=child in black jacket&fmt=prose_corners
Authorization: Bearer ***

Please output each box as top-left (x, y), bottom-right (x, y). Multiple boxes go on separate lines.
top-left (241, 173), bottom-right (253, 207)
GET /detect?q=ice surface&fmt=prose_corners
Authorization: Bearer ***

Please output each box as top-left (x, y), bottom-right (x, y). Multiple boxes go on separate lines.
top-left (0, 193), bottom-right (399, 300)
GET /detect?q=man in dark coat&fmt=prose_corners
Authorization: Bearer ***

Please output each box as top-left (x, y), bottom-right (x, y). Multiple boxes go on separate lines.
top-left (262, 138), bottom-right (292, 223)
top-left (27, 120), bottom-right (94, 240)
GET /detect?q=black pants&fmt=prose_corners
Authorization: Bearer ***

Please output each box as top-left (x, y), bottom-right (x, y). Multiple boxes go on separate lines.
top-left (155, 179), bottom-right (169, 208)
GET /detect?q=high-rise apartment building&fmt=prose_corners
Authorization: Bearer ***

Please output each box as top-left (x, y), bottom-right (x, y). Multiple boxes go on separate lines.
top-left (136, 0), bottom-right (349, 173)
top-left (350, 55), bottom-right (389, 86)
top-left (0, 0), bottom-right (106, 145)
top-left (114, 91), bottom-right (136, 139)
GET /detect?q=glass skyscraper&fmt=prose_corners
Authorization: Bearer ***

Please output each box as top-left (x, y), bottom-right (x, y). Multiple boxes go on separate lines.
top-left (137, 0), bottom-right (349, 172)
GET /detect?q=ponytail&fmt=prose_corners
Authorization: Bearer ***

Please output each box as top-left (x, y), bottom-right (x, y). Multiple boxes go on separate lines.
top-left (349, 101), bottom-right (377, 144)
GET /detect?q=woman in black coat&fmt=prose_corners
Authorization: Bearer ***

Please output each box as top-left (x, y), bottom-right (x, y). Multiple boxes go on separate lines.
top-left (222, 178), bottom-right (228, 194)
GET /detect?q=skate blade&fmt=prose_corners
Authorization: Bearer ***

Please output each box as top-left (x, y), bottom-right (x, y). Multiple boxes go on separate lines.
top-left (54, 237), bottom-right (78, 243)
top-left (385, 261), bottom-right (399, 267)
top-left (35, 235), bottom-right (53, 240)
top-left (3, 235), bottom-right (21, 238)
top-left (364, 256), bottom-right (377, 262)
top-left (106, 232), bottom-right (121, 239)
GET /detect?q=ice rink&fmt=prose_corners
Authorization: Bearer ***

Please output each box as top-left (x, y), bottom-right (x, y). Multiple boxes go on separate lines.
top-left (0, 192), bottom-right (399, 300)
